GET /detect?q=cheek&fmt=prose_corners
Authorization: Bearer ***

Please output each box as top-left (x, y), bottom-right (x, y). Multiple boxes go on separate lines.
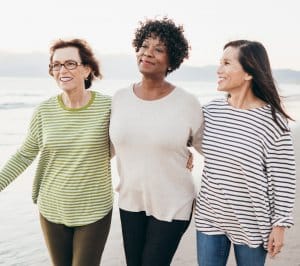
top-left (136, 48), bottom-right (143, 56)
top-left (52, 72), bottom-right (59, 81)
top-left (136, 53), bottom-right (142, 64)
top-left (84, 69), bottom-right (91, 79)
top-left (233, 72), bottom-right (246, 82)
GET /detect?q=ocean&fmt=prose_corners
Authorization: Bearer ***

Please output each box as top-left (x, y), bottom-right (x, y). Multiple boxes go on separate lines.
top-left (0, 77), bottom-right (299, 265)
top-left (1, 76), bottom-right (299, 147)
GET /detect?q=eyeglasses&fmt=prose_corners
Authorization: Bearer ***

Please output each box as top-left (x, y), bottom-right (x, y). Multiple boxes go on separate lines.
top-left (49, 60), bottom-right (82, 71)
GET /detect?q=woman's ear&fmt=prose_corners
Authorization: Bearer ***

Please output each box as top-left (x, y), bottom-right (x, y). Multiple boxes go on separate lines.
top-left (245, 73), bottom-right (253, 81)
top-left (84, 66), bottom-right (92, 79)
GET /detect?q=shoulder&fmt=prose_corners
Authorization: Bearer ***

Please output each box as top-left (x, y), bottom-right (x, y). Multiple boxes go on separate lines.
top-left (41, 95), bottom-right (58, 105)
top-left (274, 109), bottom-right (291, 133)
top-left (175, 87), bottom-right (202, 107)
top-left (114, 86), bottom-right (132, 97)
top-left (203, 97), bottom-right (227, 112)
top-left (204, 97), bottom-right (226, 108)
top-left (112, 86), bottom-right (132, 102)
top-left (35, 95), bottom-right (58, 111)
top-left (254, 105), bottom-right (291, 134)
top-left (29, 95), bottom-right (58, 121)
top-left (94, 90), bottom-right (111, 102)
top-left (92, 91), bottom-right (112, 110)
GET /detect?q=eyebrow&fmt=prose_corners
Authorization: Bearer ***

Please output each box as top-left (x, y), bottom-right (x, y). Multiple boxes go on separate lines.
top-left (143, 42), bottom-right (165, 46)
top-left (143, 39), bottom-right (166, 47)
top-left (52, 59), bottom-right (79, 63)
top-left (221, 58), bottom-right (232, 62)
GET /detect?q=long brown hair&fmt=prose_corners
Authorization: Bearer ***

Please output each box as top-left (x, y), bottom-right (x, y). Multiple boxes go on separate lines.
top-left (224, 40), bottom-right (293, 130)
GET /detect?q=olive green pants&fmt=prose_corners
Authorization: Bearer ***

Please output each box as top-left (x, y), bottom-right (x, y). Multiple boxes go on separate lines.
top-left (40, 209), bottom-right (112, 266)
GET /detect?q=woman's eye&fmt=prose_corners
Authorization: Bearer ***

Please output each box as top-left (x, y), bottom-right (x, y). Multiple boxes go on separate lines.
top-left (67, 62), bottom-right (76, 67)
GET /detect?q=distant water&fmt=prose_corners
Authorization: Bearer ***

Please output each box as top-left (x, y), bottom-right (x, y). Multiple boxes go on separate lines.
top-left (0, 75), bottom-right (299, 150)
top-left (0, 77), bottom-right (219, 110)
top-left (1, 76), bottom-right (298, 109)
top-left (0, 76), bottom-right (299, 148)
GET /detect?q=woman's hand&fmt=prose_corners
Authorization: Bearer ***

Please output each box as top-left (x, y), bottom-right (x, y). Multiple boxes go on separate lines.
top-left (186, 151), bottom-right (194, 171)
top-left (267, 226), bottom-right (285, 258)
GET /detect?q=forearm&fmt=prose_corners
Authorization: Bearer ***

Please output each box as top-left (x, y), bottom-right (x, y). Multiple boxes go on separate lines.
top-left (0, 151), bottom-right (36, 191)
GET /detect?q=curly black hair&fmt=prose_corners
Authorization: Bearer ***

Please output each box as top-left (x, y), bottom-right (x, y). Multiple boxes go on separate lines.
top-left (132, 17), bottom-right (190, 75)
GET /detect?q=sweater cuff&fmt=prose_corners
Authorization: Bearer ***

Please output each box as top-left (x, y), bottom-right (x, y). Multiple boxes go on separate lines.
top-left (272, 215), bottom-right (294, 228)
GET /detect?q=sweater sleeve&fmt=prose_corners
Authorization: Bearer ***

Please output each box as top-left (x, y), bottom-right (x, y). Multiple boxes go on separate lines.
top-left (109, 140), bottom-right (115, 158)
top-left (0, 108), bottom-right (40, 191)
top-left (191, 103), bottom-right (205, 154)
top-left (266, 132), bottom-right (296, 227)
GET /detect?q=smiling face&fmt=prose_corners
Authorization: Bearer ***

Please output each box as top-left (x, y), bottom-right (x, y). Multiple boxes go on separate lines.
top-left (217, 46), bottom-right (252, 93)
top-left (51, 47), bottom-right (91, 92)
top-left (136, 35), bottom-right (169, 78)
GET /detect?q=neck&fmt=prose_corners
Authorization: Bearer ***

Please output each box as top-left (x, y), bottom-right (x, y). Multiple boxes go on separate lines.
top-left (134, 78), bottom-right (174, 100)
top-left (228, 89), bottom-right (266, 110)
top-left (62, 89), bottom-right (91, 108)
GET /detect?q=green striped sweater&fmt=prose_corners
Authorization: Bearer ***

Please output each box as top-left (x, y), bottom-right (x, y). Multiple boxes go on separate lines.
top-left (0, 91), bottom-right (113, 226)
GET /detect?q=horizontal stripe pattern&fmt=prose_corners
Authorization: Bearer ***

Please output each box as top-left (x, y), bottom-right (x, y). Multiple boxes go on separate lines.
top-left (0, 91), bottom-right (113, 226)
top-left (195, 98), bottom-right (296, 249)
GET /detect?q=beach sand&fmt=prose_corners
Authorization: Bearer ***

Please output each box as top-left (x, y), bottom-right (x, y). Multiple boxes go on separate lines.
top-left (0, 100), bottom-right (299, 266)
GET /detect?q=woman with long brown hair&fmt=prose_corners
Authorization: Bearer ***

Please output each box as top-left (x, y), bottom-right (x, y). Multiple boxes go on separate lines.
top-left (195, 40), bottom-right (296, 266)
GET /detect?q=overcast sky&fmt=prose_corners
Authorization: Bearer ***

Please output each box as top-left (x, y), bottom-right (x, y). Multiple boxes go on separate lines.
top-left (1, 0), bottom-right (299, 70)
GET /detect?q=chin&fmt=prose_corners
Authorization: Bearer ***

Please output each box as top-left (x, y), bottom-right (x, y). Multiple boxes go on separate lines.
top-left (60, 83), bottom-right (73, 90)
top-left (217, 85), bottom-right (229, 92)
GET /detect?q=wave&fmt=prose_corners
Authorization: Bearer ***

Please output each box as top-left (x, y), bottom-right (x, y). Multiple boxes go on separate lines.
top-left (1, 93), bottom-right (43, 97)
top-left (0, 102), bottom-right (37, 109)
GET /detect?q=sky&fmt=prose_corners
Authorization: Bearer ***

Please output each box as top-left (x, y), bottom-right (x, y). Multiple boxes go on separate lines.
top-left (1, 0), bottom-right (300, 70)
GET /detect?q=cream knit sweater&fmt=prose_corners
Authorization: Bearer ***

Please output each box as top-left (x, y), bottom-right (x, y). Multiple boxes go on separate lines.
top-left (110, 86), bottom-right (204, 221)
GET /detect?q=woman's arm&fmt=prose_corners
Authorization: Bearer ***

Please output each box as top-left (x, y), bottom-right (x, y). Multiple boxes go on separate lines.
top-left (0, 109), bottom-right (40, 191)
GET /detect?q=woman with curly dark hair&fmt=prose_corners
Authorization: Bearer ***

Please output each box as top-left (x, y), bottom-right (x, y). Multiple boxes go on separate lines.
top-left (110, 17), bottom-right (204, 265)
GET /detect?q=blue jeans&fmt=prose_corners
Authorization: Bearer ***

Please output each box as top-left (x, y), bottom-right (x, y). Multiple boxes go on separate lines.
top-left (196, 231), bottom-right (267, 266)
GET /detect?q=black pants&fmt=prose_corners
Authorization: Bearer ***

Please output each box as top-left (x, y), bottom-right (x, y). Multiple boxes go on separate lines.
top-left (119, 208), bottom-right (191, 266)
top-left (40, 209), bottom-right (112, 266)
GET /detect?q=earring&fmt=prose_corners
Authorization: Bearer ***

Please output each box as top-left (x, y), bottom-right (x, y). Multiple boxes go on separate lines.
top-left (168, 67), bottom-right (172, 71)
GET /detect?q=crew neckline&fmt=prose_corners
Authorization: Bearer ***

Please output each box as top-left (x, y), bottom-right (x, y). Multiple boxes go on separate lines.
top-left (58, 91), bottom-right (96, 111)
top-left (131, 83), bottom-right (178, 103)
top-left (224, 97), bottom-right (270, 111)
